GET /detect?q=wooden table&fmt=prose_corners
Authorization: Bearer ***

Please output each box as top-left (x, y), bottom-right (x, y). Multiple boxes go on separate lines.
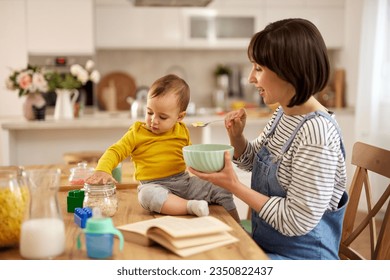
top-left (0, 163), bottom-right (268, 260)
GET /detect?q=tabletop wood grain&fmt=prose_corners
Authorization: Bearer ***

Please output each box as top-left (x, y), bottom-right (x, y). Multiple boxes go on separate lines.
top-left (0, 163), bottom-right (268, 260)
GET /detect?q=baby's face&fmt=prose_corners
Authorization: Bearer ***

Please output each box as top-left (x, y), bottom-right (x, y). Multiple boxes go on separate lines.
top-left (145, 92), bottom-right (184, 134)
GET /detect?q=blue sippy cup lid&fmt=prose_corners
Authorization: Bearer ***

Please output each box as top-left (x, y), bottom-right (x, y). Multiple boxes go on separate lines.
top-left (84, 208), bottom-right (117, 234)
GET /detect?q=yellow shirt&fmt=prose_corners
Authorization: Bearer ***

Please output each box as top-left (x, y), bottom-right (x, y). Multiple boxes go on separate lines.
top-left (95, 121), bottom-right (191, 181)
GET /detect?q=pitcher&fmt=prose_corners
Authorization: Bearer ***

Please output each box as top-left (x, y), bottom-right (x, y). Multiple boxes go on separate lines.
top-left (19, 169), bottom-right (65, 259)
top-left (54, 89), bottom-right (79, 120)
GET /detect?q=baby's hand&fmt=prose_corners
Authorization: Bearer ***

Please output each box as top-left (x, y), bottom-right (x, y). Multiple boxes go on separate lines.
top-left (85, 170), bottom-right (117, 184)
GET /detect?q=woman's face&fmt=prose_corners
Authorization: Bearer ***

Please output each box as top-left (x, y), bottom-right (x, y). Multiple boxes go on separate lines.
top-left (145, 92), bottom-right (185, 135)
top-left (248, 62), bottom-right (295, 107)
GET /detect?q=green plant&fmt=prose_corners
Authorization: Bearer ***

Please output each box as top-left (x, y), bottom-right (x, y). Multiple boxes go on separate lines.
top-left (214, 64), bottom-right (231, 76)
top-left (45, 72), bottom-right (83, 91)
top-left (46, 60), bottom-right (100, 91)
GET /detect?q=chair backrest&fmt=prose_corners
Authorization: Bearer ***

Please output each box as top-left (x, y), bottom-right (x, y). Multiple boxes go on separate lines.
top-left (339, 142), bottom-right (390, 260)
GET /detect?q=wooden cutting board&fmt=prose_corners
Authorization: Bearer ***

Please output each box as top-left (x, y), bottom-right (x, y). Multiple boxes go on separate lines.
top-left (97, 71), bottom-right (137, 111)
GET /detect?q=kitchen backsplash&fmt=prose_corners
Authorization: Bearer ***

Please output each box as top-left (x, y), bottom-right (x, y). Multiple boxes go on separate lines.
top-left (96, 49), bottom-right (338, 109)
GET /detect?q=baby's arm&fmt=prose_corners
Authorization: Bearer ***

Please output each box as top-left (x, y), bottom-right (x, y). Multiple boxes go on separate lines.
top-left (85, 170), bottom-right (117, 185)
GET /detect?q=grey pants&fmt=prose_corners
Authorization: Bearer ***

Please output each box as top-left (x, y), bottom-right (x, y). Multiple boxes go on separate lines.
top-left (137, 172), bottom-right (236, 213)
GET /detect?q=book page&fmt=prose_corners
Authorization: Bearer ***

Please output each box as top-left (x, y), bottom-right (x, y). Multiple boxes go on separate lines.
top-left (118, 229), bottom-right (153, 247)
top-left (117, 218), bottom-right (162, 235)
top-left (147, 216), bottom-right (232, 238)
top-left (117, 218), bottom-right (162, 246)
top-left (148, 230), bottom-right (235, 249)
top-left (148, 232), bottom-right (239, 257)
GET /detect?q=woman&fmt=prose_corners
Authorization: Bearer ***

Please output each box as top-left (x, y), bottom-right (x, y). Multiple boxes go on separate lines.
top-left (189, 18), bottom-right (348, 260)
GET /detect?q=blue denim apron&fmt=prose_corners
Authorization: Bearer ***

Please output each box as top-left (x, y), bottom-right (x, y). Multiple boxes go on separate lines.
top-left (251, 109), bottom-right (348, 260)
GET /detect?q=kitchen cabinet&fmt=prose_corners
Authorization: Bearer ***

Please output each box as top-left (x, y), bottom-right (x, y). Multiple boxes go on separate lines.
top-left (95, 0), bottom-right (264, 50)
top-left (26, 0), bottom-right (94, 55)
top-left (94, 0), bottom-right (345, 50)
top-left (180, 8), bottom-right (265, 49)
top-left (95, 6), bottom-right (183, 49)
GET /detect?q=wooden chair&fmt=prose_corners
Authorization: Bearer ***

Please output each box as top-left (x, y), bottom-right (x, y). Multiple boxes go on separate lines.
top-left (339, 142), bottom-right (390, 260)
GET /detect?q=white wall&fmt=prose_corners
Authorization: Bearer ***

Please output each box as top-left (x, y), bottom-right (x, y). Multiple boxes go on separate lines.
top-left (0, 0), bottom-right (28, 118)
top-left (0, 0), bottom-right (28, 164)
top-left (336, 0), bottom-right (364, 109)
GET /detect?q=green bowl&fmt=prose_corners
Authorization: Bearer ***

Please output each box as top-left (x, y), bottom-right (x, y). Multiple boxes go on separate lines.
top-left (182, 144), bottom-right (234, 173)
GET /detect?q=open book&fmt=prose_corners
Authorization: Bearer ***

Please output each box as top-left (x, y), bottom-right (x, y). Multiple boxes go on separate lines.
top-left (116, 216), bottom-right (239, 257)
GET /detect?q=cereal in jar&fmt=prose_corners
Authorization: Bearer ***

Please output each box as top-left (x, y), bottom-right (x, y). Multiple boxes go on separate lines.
top-left (83, 183), bottom-right (118, 217)
top-left (0, 169), bottom-right (29, 248)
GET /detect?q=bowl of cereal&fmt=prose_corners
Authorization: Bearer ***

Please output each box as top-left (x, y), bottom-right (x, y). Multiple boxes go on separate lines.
top-left (182, 144), bottom-right (234, 173)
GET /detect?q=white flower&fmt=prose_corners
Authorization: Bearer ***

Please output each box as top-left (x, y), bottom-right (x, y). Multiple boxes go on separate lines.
top-left (85, 60), bottom-right (95, 72)
top-left (70, 64), bottom-right (83, 76)
top-left (76, 68), bottom-right (89, 85)
top-left (90, 70), bottom-right (100, 83)
top-left (32, 72), bottom-right (49, 92)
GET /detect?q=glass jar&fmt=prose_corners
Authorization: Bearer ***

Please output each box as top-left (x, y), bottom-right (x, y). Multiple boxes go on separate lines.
top-left (0, 168), bottom-right (29, 248)
top-left (68, 162), bottom-right (95, 186)
top-left (83, 183), bottom-right (118, 217)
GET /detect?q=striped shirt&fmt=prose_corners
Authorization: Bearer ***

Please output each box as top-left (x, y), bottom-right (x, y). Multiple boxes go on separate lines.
top-left (235, 108), bottom-right (347, 236)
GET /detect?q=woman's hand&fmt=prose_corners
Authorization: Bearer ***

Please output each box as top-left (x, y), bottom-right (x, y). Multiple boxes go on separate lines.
top-left (188, 151), bottom-right (241, 193)
top-left (85, 170), bottom-right (117, 185)
top-left (225, 108), bottom-right (247, 138)
top-left (224, 108), bottom-right (248, 159)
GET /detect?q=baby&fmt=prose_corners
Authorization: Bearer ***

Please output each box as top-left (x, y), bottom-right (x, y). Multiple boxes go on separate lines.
top-left (86, 74), bottom-right (240, 222)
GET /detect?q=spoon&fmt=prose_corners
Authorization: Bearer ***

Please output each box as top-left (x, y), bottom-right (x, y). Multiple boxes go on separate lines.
top-left (191, 119), bottom-right (224, 127)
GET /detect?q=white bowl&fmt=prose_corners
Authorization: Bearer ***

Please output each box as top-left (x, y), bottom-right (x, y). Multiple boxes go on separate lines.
top-left (182, 144), bottom-right (234, 173)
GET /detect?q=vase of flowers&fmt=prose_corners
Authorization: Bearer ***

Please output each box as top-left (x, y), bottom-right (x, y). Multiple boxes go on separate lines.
top-left (5, 65), bottom-right (49, 120)
top-left (46, 60), bottom-right (100, 120)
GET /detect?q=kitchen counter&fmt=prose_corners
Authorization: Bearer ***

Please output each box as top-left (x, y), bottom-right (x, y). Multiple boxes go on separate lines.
top-left (0, 110), bottom-right (270, 130)
top-left (0, 111), bottom-right (271, 166)
top-left (0, 107), bottom-right (354, 166)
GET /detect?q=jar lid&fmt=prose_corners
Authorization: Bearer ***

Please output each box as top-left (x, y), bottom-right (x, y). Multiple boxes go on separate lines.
top-left (83, 182), bottom-right (116, 190)
top-left (69, 162), bottom-right (95, 174)
top-left (69, 162), bottom-right (95, 185)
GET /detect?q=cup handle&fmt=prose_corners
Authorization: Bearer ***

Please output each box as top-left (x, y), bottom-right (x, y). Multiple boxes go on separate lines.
top-left (71, 89), bottom-right (79, 105)
top-left (76, 231), bottom-right (84, 250)
top-left (112, 228), bottom-right (124, 251)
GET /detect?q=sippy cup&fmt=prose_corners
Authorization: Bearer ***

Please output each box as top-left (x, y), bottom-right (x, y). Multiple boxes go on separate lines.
top-left (77, 208), bottom-right (124, 259)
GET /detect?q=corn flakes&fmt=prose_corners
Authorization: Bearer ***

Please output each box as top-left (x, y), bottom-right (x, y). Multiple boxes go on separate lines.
top-left (0, 187), bottom-right (29, 247)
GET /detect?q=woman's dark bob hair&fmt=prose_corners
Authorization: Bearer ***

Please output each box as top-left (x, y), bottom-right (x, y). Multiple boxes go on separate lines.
top-left (248, 18), bottom-right (330, 107)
